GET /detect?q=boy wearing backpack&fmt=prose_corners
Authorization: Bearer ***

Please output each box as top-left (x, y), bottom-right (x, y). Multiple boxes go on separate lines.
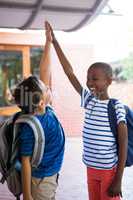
top-left (46, 22), bottom-right (128, 200)
top-left (13, 22), bottom-right (65, 200)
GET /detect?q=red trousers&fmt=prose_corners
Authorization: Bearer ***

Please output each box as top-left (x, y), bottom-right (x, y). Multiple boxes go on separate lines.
top-left (87, 167), bottom-right (121, 200)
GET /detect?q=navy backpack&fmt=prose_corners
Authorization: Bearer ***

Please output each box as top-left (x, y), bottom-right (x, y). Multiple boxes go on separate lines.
top-left (108, 99), bottom-right (133, 167)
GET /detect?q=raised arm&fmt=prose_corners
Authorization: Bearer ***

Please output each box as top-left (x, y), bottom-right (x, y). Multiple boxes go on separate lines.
top-left (39, 22), bottom-right (52, 88)
top-left (46, 22), bottom-right (82, 96)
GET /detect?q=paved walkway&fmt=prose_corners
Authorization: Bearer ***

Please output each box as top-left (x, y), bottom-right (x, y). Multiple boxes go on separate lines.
top-left (0, 137), bottom-right (133, 199)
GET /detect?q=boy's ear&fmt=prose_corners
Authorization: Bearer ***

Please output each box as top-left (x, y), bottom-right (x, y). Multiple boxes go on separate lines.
top-left (39, 99), bottom-right (45, 107)
top-left (107, 77), bottom-right (112, 85)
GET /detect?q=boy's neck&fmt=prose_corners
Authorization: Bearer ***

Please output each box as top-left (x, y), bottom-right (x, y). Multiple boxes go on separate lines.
top-left (99, 96), bottom-right (109, 100)
top-left (34, 107), bottom-right (46, 115)
top-left (96, 92), bottom-right (109, 100)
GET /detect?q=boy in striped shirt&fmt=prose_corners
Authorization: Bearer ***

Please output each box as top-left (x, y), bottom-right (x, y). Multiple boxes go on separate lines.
top-left (47, 22), bottom-right (128, 200)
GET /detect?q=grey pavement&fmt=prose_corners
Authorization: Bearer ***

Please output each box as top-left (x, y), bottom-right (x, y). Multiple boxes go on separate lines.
top-left (57, 137), bottom-right (133, 200)
top-left (0, 137), bottom-right (133, 200)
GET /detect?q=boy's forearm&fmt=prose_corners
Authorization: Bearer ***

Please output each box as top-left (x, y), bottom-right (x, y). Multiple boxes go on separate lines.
top-left (115, 145), bottom-right (127, 181)
top-left (52, 38), bottom-right (74, 76)
top-left (115, 123), bottom-right (128, 181)
top-left (40, 40), bottom-right (51, 86)
top-left (22, 156), bottom-right (32, 200)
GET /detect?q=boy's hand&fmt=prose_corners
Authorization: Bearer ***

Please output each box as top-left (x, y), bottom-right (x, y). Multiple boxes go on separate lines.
top-left (45, 21), bottom-right (52, 43)
top-left (45, 21), bottom-right (56, 42)
top-left (108, 177), bottom-right (122, 198)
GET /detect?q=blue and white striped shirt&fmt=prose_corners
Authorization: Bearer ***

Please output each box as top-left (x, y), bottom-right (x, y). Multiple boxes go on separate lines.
top-left (81, 88), bottom-right (126, 170)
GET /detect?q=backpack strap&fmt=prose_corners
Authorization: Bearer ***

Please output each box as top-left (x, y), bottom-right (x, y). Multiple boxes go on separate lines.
top-left (14, 115), bottom-right (45, 168)
top-left (108, 98), bottom-right (118, 138)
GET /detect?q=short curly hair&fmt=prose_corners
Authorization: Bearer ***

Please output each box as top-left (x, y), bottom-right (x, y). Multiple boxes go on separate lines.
top-left (89, 62), bottom-right (113, 78)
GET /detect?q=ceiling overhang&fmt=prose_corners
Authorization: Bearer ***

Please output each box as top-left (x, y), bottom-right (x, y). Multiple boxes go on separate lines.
top-left (0, 0), bottom-right (109, 31)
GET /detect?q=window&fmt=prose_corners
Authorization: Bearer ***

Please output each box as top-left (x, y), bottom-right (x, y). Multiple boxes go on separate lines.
top-left (30, 47), bottom-right (43, 77)
top-left (0, 51), bottom-right (22, 106)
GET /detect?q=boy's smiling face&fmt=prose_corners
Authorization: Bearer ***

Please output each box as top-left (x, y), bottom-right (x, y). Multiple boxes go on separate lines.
top-left (86, 67), bottom-right (112, 99)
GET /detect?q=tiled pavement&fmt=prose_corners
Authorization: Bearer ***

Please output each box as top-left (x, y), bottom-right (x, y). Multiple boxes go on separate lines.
top-left (0, 137), bottom-right (133, 200)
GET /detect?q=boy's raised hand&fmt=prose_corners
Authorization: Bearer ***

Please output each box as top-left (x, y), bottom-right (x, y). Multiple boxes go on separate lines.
top-left (45, 21), bottom-right (82, 95)
top-left (45, 21), bottom-right (56, 42)
top-left (45, 21), bottom-right (52, 43)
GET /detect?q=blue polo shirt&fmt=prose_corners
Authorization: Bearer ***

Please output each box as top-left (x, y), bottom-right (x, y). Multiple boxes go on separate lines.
top-left (19, 106), bottom-right (65, 178)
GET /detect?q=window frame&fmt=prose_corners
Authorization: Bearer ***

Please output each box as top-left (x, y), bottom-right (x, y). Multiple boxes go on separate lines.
top-left (0, 44), bottom-right (31, 116)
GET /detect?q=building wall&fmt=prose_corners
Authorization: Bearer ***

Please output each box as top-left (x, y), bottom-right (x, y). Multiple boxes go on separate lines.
top-left (0, 31), bottom-right (132, 136)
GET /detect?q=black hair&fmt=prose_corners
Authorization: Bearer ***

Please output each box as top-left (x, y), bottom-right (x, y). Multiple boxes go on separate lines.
top-left (13, 76), bottom-right (43, 114)
top-left (89, 62), bottom-right (113, 78)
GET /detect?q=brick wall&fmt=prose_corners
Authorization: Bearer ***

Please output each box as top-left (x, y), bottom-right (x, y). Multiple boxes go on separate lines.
top-left (51, 44), bottom-right (94, 136)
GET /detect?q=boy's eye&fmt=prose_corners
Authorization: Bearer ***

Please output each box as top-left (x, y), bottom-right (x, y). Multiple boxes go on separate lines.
top-left (87, 78), bottom-right (98, 81)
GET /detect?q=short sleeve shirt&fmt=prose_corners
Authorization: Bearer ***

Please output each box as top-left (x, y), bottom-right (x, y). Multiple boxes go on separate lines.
top-left (19, 106), bottom-right (65, 178)
top-left (81, 88), bottom-right (126, 169)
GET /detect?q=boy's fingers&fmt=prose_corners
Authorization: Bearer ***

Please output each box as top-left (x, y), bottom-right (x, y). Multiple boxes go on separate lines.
top-left (45, 22), bottom-right (52, 33)
top-left (45, 21), bottom-right (49, 30)
top-left (44, 21), bottom-right (55, 42)
top-left (44, 21), bottom-right (49, 31)
top-left (45, 21), bottom-right (52, 31)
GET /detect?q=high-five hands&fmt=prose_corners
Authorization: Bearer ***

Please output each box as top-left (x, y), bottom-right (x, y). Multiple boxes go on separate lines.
top-left (45, 21), bottom-right (53, 43)
top-left (45, 21), bottom-right (56, 43)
